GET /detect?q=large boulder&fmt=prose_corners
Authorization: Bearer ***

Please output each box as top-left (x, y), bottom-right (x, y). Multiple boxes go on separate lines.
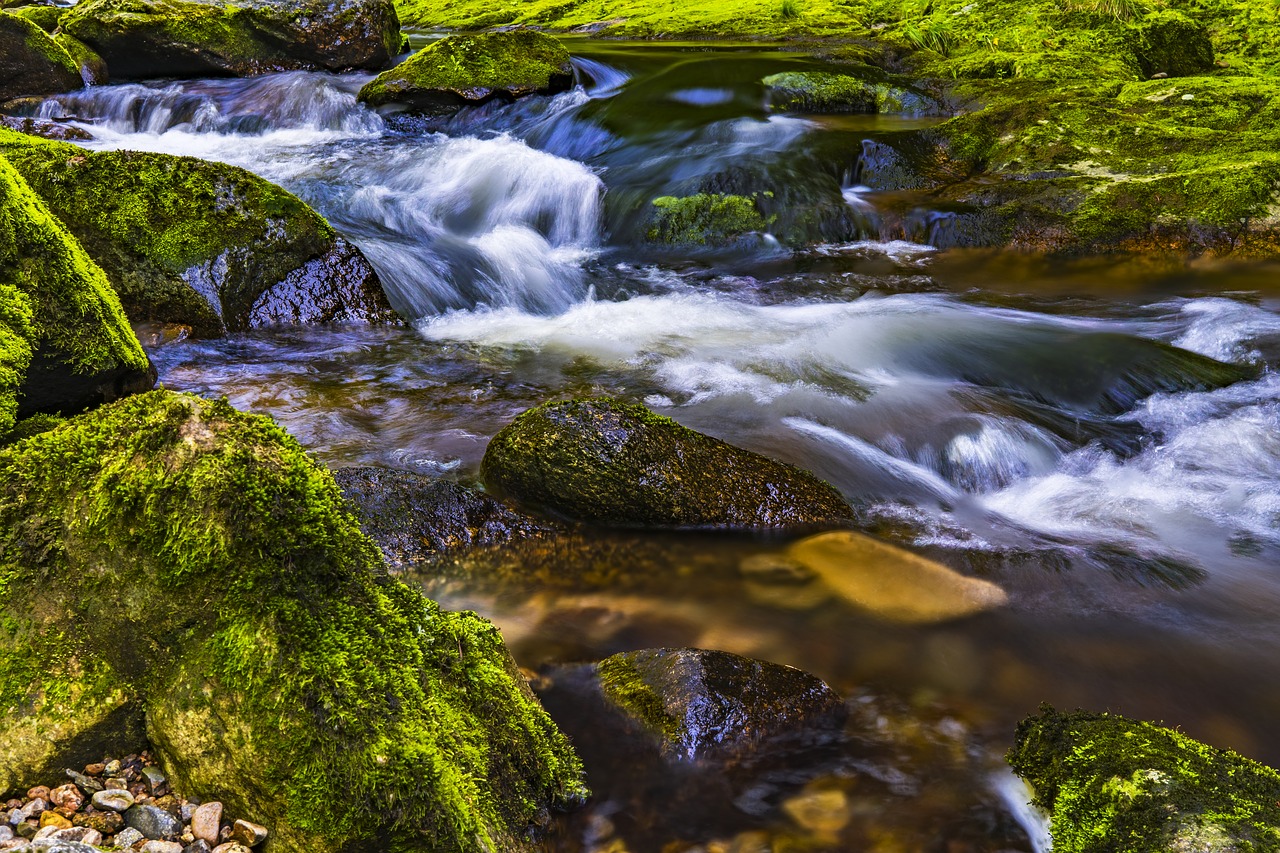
top-left (358, 30), bottom-right (573, 114)
top-left (481, 398), bottom-right (855, 530)
top-left (60, 0), bottom-right (402, 80)
top-left (0, 12), bottom-right (82, 101)
top-left (0, 391), bottom-right (587, 851)
top-left (0, 128), bottom-right (398, 336)
top-left (0, 152), bottom-right (152, 436)
top-left (1008, 706), bottom-right (1280, 852)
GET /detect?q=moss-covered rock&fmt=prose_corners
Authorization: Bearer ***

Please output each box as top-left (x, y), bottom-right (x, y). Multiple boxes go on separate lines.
top-left (763, 71), bottom-right (940, 115)
top-left (481, 398), bottom-right (855, 530)
top-left (0, 128), bottom-right (398, 335)
top-left (0, 153), bottom-right (152, 436)
top-left (358, 30), bottom-right (573, 114)
top-left (0, 12), bottom-right (82, 101)
top-left (0, 390), bottom-right (586, 851)
top-left (61, 0), bottom-right (402, 80)
top-left (1008, 706), bottom-right (1280, 853)
top-left (54, 33), bottom-right (110, 86)
top-left (0, 116), bottom-right (93, 141)
top-left (1130, 10), bottom-right (1215, 79)
top-left (595, 648), bottom-right (845, 761)
top-left (8, 4), bottom-right (64, 33)
top-left (647, 193), bottom-right (772, 246)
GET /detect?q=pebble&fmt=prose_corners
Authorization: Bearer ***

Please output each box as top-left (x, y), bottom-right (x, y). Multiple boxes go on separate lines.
top-left (61, 773), bottom-right (99, 796)
top-left (83, 765), bottom-right (105, 778)
top-left (104, 778), bottom-right (127, 791)
top-left (46, 788), bottom-right (80, 815)
top-left (48, 829), bottom-right (99, 846)
top-left (141, 842), bottom-right (184, 853)
top-left (90, 790), bottom-right (134, 813)
top-left (103, 761), bottom-right (121, 777)
top-left (36, 815), bottom-right (69, 831)
top-left (182, 842), bottom-right (212, 853)
top-left (211, 844), bottom-right (252, 853)
top-left (19, 801), bottom-right (46, 821)
top-left (141, 768), bottom-right (168, 798)
top-left (20, 794), bottom-right (45, 807)
top-left (124, 805), bottom-right (182, 841)
top-left (0, 827), bottom-right (10, 843)
top-left (229, 820), bottom-right (267, 848)
top-left (190, 803), bottom-right (221, 846)
top-left (113, 827), bottom-right (144, 849)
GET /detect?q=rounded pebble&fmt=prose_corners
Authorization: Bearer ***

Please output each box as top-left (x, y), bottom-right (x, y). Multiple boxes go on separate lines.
top-left (90, 790), bottom-right (134, 813)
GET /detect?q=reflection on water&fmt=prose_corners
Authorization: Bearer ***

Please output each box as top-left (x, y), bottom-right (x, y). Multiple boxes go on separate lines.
top-left (35, 38), bottom-right (1280, 850)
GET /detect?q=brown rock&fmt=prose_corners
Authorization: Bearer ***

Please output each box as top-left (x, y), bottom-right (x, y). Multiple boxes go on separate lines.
top-left (190, 802), bottom-right (222, 846)
top-left (84, 763), bottom-right (106, 776)
top-left (50, 784), bottom-right (84, 813)
top-left (211, 843), bottom-right (252, 853)
top-left (230, 820), bottom-right (267, 848)
top-left (24, 787), bottom-right (49, 801)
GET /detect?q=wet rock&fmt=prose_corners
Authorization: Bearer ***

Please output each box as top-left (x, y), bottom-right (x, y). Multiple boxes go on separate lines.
top-left (481, 398), bottom-right (855, 530)
top-left (63, 772), bottom-right (100, 795)
top-left (140, 767), bottom-right (167, 797)
top-left (646, 193), bottom-right (770, 247)
top-left (0, 130), bottom-right (399, 337)
top-left (763, 70), bottom-right (940, 115)
top-left (334, 466), bottom-right (560, 568)
top-left (188, 803), bottom-right (220, 845)
top-left (358, 31), bottom-right (573, 114)
top-left (54, 34), bottom-right (109, 85)
top-left (229, 821), bottom-right (265, 847)
top-left (595, 648), bottom-right (846, 761)
top-left (0, 13), bottom-right (81, 101)
top-left (112, 828), bottom-right (143, 849)
top-left (124, 805), bottom-right (181, 841)
top-left (1009, 705), bottom-right (1280, 853)
top-left (91, 790), bottom-right (133, 813)
top-left (61, 0), bottom-right (402, 80)
top-left (0, 391), bottom-right (585, 853)
top-left (782, 531), bottom-right (1008, 623)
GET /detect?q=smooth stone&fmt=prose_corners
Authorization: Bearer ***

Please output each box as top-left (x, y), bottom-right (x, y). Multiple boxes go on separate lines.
top-left (29, 840), bottom-right (102, 852)
top-left (48, 829), bottom-right (99, 846)
top-left (29, 830), bottom-right (55, 841)
top-left (123, 805), bottom-right (181, 841)
top-left (103, 762), bottom-right (120, 776)
top-left (210, 844), bottom-right (251, 853)
top-left (21, 793), bottom-right (46, 805)
top-left (140, 768), bottom-right (167, 797)
top-left (82, 765), bottom-right (104, 777)
top-left (35, 814), bottom-right (68, 830)
top-left (182, 841), bottom-right (211, 853)
top-left (189, 803), bottom-right (220, 846)
top-left (140, 842), bottom-right (183, 853)
top-left (784, 531), bottom-right (1009, 623)
top-left (229, 821), bottom-right (265, 848)
top-left (45, 788), bottom-right (80, 814)
top-left (90, 790), bottom-right (133, 813)
top-left (18, 802), bottom-right (45, 821)
top-left (0, 827), bottom-right (10, 842)
top-left (112, 827), bottom-right (143, 849)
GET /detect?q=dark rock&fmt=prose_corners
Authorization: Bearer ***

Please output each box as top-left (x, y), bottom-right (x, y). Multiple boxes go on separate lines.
top-left (358, 30), bottom-right (573, 114)
top-left (1009, 705), bottom-right (1280, 853)
top-left (244, 238), bottom-right (400, 328)
top-left (481, 398), bottom-right (855, 530)
top-left (6, 4), bottom-right (62, 32)
top-left (763, 70), bottom-right (942, 115)
top-left (64, 772), bottom-right (101, 794)
top-left (334, 466), bottom-right (560, 568)
top-left (124, 805), bottom-right (182, 841)
top-left (71, 810), bottom-right (122, 834)
top-left (0, 13), bottom-right (81, 101)
top-left (61, 0), bottom-right (402, 80)
top-left (183, 841), bottom-right (212, 853)
top-left (139, 767), bottom-right (166, 797)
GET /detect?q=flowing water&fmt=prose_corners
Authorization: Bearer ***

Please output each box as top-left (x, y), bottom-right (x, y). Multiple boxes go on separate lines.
top-left (28, 38), bottom-right (1280, 851)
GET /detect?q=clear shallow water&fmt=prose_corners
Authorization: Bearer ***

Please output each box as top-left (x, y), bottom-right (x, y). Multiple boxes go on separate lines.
top-left (31, 41), bottom-right (1280, 850)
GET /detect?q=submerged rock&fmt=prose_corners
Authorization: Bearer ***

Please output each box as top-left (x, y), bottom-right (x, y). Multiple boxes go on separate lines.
top-left (784, 531), bottom-right (1008, 623)
top-left (334, 465), bottom-right (560, 568)
top-left (763, 71), bottom-right (940, 115)
top-left (594, 648), bottom-right (847, 761)
top-left (0, 152), bottom-right (153, 437)
top-left (646, 193), bottom-right (772, 247)
top-left (0, 13), bottom-right (82, 101)
top-left (60, 0), bottom-right (402, 80)
top-left (0, 128), bottom-right (398, 336)
top-left (358, 30), bottom-right (574, 114)
top-left (481, 398), bottom-right (855, 530)
top-left (0, 391), bottom-right (586, 851)
top-left (1008, 705), bottom-right (1280, 853)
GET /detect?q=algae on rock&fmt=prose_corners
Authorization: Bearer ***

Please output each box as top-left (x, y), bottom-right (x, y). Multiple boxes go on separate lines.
top-left (1009, 705), bottom-right (1280, 853)
top-left (0, 128), bottom-right (398, 335)
top-left (647, 193), bottom-right (772, 247)
top-left (358, 30), bottom-right (573, 113)
top-left (0, 390), bottom-right (586, 851)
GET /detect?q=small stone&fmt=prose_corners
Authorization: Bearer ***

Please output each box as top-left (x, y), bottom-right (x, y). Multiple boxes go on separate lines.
top-left (30, 827), bottom-right (58, 840)
top-left (83, 764), bottom-right (105, 777)
top-left (19, 802), bottom-right (46, 821)
top-left (1151, 71), bottom-right (1169, 79)
top-left (3, 812), bottom-right (17, 828)
top-left (104, 779), bottom-right (128, 791)
top-left (62, 772), bottom-right (101, 795)
top-left (72, 810), bottom-right (122, 834)
top-left (140, 842), bottom-right (184, 853)
top-left (229, 822), bottom-right (266, 848)
top-left (37, 814), bottom-right (70, 831)
top-left (103, 762), bottom-right (121, 777)
top-left (123, 805), bottom-right (182, 841)
top-left (91, 790), bottom-right (134, 813)
top-left (49, 827), bottom-right (103, 846)
top-left (210, 844), bottom-right (251, 853)
top-left (47, 788), bottom-right (82, 815)
top-left (15, 822), bottom-right (36, 840)
top-left (182, 842), bottom-right (211, 853)
top-left (22, 792), bottom-right (47, 805)
top-left (179, 803), bottom-right (196, 824)
top-left (0, 827), bottom-right (11, 843)
top-left (782, 787), bottom-right (850, 835)
top-left (113, 827), bottom-right (144, 849)
top-left (140, 769), bottom-right (167, 798)
top-left (189, 804), bottom-right (221, 846)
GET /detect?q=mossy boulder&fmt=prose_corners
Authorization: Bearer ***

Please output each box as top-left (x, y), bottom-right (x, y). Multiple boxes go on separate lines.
top-left (1008, 706), bottom-right (1280, 853)
top-left (0, 153), bottom-right (152, 436)
top-left (358, 30), bottom-right (573, 114)
top-left (1130, 10), bottom-right (1215, 79)
top-left (0, 128), bottom-right (398, 336)
top-left (763, 71), bottom-right (940, 115)
top-left (560, 648), bottom-right (846, 762)
top-left (0, 12), bottom-right (82, 101)
top-left (60, 0), bottom-right (402, 80)
top-left (54, 33), bottom-right (110, 86)
top-left (481, 398), bottom-right (855, 530)
top-left (0, 390), bottom-right (587, 851)
top-left (8, 4), bottom-right (64, 33)
top-left (647, 193), bottom-right (772, 247)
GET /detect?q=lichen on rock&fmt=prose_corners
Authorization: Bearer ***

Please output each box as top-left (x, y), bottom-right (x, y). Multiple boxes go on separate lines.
top-left (0, 390), bottom-right (587, 851)
top-left (358, 30), bottom-right (574, 114)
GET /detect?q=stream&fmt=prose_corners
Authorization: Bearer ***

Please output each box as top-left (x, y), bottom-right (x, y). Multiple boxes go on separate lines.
top-left (30, 37), bottom-right (1280, 851)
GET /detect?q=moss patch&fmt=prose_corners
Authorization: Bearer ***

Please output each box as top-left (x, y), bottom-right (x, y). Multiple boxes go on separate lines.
top-left (8, 4), bottom-right (64, 33)
top-left (647, 193), bottom-right (772, 246)
top-left (0, 11), bottom-right (81, 99)
top-left (763, 70), bottom-right (938, 114)
top-left (1009, 706), bottom-right (1280, 852)
top-left (0, 390), bottom-right (586, 850)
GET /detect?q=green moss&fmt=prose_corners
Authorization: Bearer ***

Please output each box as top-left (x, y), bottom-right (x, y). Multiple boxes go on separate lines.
top-left (358, 30), bottom-right (573, 110)
top-left (53, 33), bottom-right (109, 84)
top-left (0, 128), bottom-right (337, 334)
top-left (597, 654), bottom-right (685, 745)
top-left (0, 390), bottom-right (586, 850)
top-left (1009, 705), bottom-right (1280, 852)
top-left (8, 4), bottom-right (64, 33)
top-left (0, 152), bottom-right (148, 404)
top-left (763, 70), bottom-right (938, 114)
top-left (0, 281), bottom-right (33, 439)
top-left (648, 193), bottom-right (772, 245)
